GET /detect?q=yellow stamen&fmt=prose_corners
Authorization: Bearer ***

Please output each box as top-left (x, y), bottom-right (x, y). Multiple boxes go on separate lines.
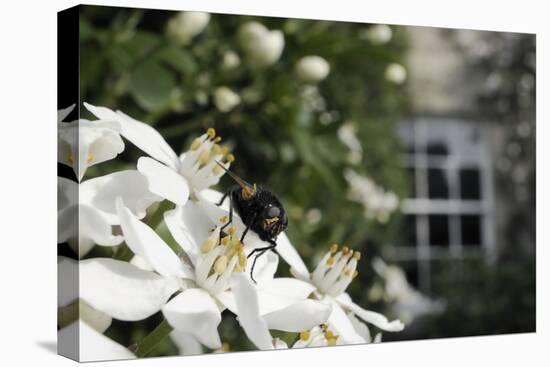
top-left (330, 243), bottom-right (338, 253)
top-left (214, 255), bottom-right (228, 274)
top-left (87, 153), bottom-right (93, 164)
top-left (327, 337), bottom-right (338, 346)
top-left (353, 251), bottom-right (361, 261)
top-left (238, 251), bottom-right (247, 268)
top-left (212, 164), bottom-right (223, 175)
top-left (325, 330), bottom-right (335, 339)
top-left (207, 128), bottom-right (216, 139)
top-left (221, 342), bottom-right (230, 352)
top-left (326, 256), bottom-right (335, 266)
top-left (219, 215), bottom-right (228, 224)
top-left (342, 246), bottom-right (350, 255)
top-left (352, 270), bottom-right (359, 279)
top-left (220, 146), bottom-right (230, 155)
top-left (221, 236), bottom-right (230, 246)
top-left (190, 137), bottom-right (202, 150)
top-left (214, 136), bottom-right (222, 143)
top-left (320, 324), bottom-right (328, 331)
top-left (198, 149), bottom-right (210, 164)
top-left (212, 144), bottom-right (222, 155)
top-left (201, 237), bottom-right (217, 253)
top-left (226, 153), bottom-right (235, 163)
top-left (300, 331), bottom-right (310, 341)
top-left (228, 226), bottom-right (237, 236)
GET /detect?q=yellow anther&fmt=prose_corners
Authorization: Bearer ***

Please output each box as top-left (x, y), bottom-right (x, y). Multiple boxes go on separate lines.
top-left (342, 246), bottom-right (350, 255)
top-left (219, 215), bottom-right (228, 224)
top-left (214, 136), bottom-right (222, 143)
top-left (221, 342), bottom-right (230, 352)
top-left (212, 144), bottom-right (222, 155)
top-left (221, 236), bottom-right (230, 246)
top-left (220, 146), bottom-right (230, 155)
top-left (198, 149), bottom-right (210, 164)
top-left (320, 324), bottom-right (328, 331)
top-left (214, 255), bottom-right (228, 274)
top-left (87, 153), bottom-right (94, 164)
top-left (201, 237), bottom-right (217, 253)
top-left (190, 137), bottom-right (202, 150)
top-left (344, 269), bottom-right (351, 277)
top-left (329, 244), bottom-right (339, 253)
top-left (212, 164), bottom-right (223, 175)
top-left (238, 252), bottom-right (247, 267)
top-left (352, 270), bottom-right (359, 279)
top-left (226, 153), bottom-right (235, 163)
top-left (353, 251), bottom-right (361, 260)
top-left (326, 256), bottom-right (335, 266)
top-left (325, 330), bottom-right (335, 339)
top-left (207, 128), bottom-right (216, 139)
top-left (327, 337), bottom-right (338, 346)
top-left (300, 331), bottom-right (310, 341)
top-left (228, 226), bottom-right (237, 236)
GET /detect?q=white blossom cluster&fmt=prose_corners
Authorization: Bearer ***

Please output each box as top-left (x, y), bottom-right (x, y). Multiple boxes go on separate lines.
top-left (344, 169), bottom-right (400, 223)
top-left (57, 102), bottom-right (404, 360)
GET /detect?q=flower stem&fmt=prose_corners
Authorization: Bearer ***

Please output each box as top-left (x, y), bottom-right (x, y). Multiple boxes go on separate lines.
top-left (148, 200), bottom-right (175, 229)
top-left (133, 319), bottom-right (173, 358)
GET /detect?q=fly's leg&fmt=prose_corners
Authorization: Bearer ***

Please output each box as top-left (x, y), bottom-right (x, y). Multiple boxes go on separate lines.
top-left (247, 239), bottom-right (277, 283)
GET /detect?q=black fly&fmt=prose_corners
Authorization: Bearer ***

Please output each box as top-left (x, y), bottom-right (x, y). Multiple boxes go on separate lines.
top-left (215, 162), bottom-right (288, 283)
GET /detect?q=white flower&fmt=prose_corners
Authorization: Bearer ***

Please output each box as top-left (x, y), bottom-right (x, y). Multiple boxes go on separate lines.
top-left (59, 320), bottom-right (135, 362)
top-left (81, 198), bottom-right (326, 350)
top-left (213, 86), bottom-right (241, 112)
top-left (288, 243), bottom-right (405, 345)
top-left (372, 258), bottom-right (446, 324)
top-left (58, 171), bottom-right (160, 257)
top-left (238, 22), bottom-right (284, 67)
top-left (344, 169), bottom-right (399, 223)
top-left (222, 50), bottom-right (241, 69)
top-left (58, 105), bottom-right (124, 181)
top-left (337, 122), bottom-right (363, 165)
top-left (385, 63), bottom-right (407, 84)
top-left (84, 103), bottom-right (234, 205)
top-left (166, 11), bottom-right (210, 45)
top-left (295, 56), bottom-right (330, 83)
top-left (362, 24), bottom-right (393, 45)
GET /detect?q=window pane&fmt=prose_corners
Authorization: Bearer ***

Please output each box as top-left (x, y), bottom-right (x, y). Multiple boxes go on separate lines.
top-left (461, 214), bottom-right (482, 246)
top-left (407, 167), bottom-right (417, 198)
top-left (460, 167), bottom-right (481, 200)
top-left (428, 168), bottom-right (449, 199)
top-left (402, 215), bottom-right (417, 246)
top-left (427, 141), bottom-right (448, 155)
top-left (429, 215), bottom-right (449, 246)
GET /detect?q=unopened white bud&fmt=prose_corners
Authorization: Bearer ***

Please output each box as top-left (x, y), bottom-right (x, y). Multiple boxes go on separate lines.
top-left (295, 56), bottom-right (330, 83)
top-left (213, 87), bottom-right (241, 112)
top-left (166, 12), bottom-right (210, 45)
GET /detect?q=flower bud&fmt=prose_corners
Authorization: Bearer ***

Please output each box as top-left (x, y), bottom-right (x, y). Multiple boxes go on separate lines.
top-left (295, 55), bottom-right (330, 83)
top-left (222, 50), bottom-right (241, 69)
top-left (385, 63), bottom-right (407, 84)
top-left (238, 21), bottom-right (285, 67)
top-left (166, 11), bottom-right (210, 45)
top-left (213, 86), bottom-right (241, 112)
top-left (363, 24), bottom-right (393, 44)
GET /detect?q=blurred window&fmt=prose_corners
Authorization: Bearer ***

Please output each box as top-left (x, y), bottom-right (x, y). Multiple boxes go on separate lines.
top-left (393, 118), bottom-right (495, 292)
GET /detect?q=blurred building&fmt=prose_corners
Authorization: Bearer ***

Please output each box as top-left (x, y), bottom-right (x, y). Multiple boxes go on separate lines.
top-left (386, 27), bottom-right (534, 293)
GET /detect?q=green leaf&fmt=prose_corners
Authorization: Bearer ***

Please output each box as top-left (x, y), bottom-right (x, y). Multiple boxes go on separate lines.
top-left (129, 61), bottom-right (176, 112)
top-left (156, 47), bottom-right (198, 75)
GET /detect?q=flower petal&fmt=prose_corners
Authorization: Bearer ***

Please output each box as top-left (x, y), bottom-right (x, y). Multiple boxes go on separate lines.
top-left (58, 256), bottom-right (78, 307)
top-left (337, 294), bottom-right (405, 332)
top-left (245, 249), bottom-right (279, 286)
top-left (80, 203), bottom-right (124, 247)
top-left (162, 288), bottom-right (222, 349)
top-left (170, 331), bottom-right (204, 356)
top-left (256, 277), bottom-right (316, 314)
top-left (164, 202), bottom-right (212, 266)
top-left (276, 232), bottom-right (310, 279)
top-left (137, 157), bottom-right (189, 206)
top-left (231, 273), bottom-right (273, 350)
top-left (116, 197), bottom-right (194, 279)
top-left (81, 170), bottom-right (161, 224)
top-left (58, 104), bottom-right (75, 122)
top-left (80, 300), bottom-right (113, 334)
top-left (84, 103), bottom-right (179, 169)
top-left (61, 320), bottom-right (135, 362)
top-left (326, 298), bottom-right (366, 344)
top-left (80, 258), bottom-right (179, 321)
top-left (263, 299), bottom-right (331, 332)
